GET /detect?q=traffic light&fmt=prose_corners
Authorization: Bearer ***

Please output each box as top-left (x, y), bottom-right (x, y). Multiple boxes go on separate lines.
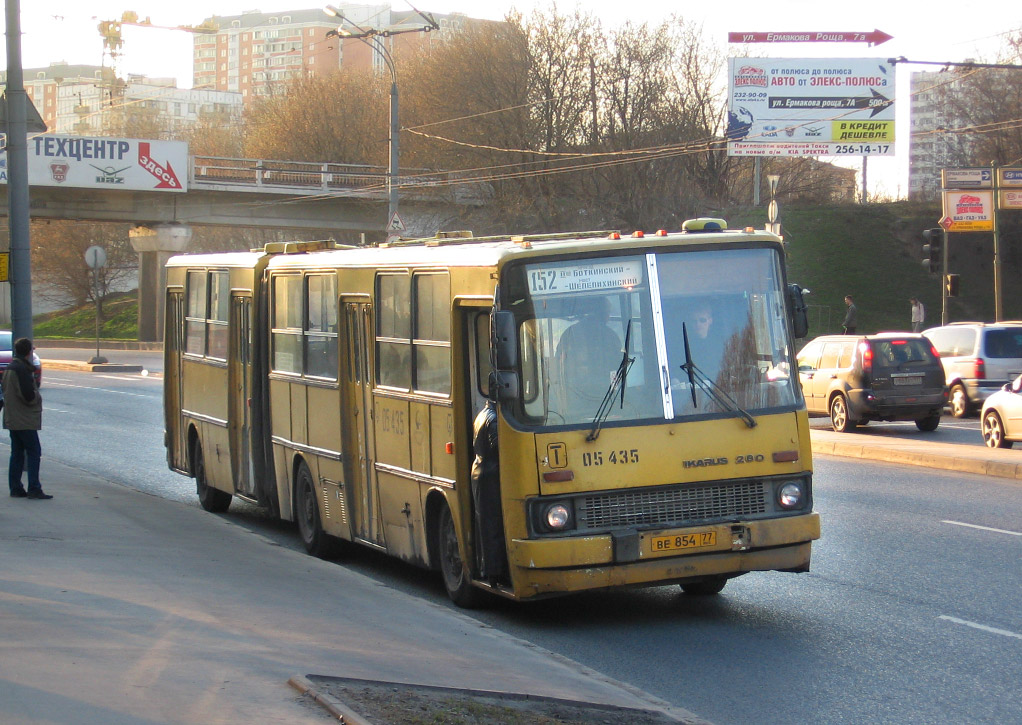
top-left (945, 273), bottom-right (960, 297)
top-left (922, 228), bottom-right (943, 274)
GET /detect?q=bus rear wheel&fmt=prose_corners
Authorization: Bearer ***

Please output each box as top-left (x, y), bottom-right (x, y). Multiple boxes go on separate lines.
top-left (438, 505), bottom-right (484, 608)
top-left (681, 576), bottom-right (728, 596)
top-left (295, 462), bottom-right (337, 559)
top-left (193, 440), bottom-right (231, 513)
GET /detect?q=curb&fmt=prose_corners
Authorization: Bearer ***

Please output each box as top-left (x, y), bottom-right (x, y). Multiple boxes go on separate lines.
top-left (810, 435), bottom-right (1022, 482)
top-left (39, 359), bottom-right (156, 376)
top-left (289, 674), bottom-right (697, 724)
top-left (288, 675), bottom-right (374, 725)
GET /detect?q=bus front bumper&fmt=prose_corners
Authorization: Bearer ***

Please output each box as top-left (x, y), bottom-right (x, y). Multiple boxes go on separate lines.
top-left (507, 512), bottom-right (820, 597)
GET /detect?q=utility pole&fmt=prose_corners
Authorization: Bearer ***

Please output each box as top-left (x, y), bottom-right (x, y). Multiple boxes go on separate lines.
top-left (324, 6), bottom-right (438, 239)
top-left (991, 161), bottom-right (1003, 322)
top-left (5, 0), bottom-right (34, 340)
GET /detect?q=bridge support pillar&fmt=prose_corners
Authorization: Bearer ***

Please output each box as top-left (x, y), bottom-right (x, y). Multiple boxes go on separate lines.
top-left (130, 224), bottom-right (192, 342)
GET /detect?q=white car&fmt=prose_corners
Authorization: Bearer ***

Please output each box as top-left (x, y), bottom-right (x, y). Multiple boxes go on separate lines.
top-left (980, 373), bottom-right (1022, 448)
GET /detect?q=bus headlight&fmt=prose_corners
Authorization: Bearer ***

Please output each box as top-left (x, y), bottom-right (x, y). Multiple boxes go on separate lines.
top-left (545, 503), bottom-right (572, 530)
top-left (777, 481), bottom-right (804, 509)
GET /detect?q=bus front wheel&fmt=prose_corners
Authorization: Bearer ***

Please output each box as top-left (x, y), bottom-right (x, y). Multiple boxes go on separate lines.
top-left (295, 462), bottom-right (336, 559)
top-left (438, 505), bottom-right (484, 608)
top-left (194, 440), bottom-right (231, 513)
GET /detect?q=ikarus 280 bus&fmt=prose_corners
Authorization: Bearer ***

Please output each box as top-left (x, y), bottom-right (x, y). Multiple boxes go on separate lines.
top-left (164, 218), bottom-right (819, 606)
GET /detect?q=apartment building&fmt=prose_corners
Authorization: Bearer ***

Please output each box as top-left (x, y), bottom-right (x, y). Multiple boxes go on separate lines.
top-left (59, 76), bottom-right (243, 136)
top-left (908, 69), bottom-right (975, 200)
top-left (193, 5), bottom-right (468, 101)
top-left (0, 63), bottom-right (110, 132)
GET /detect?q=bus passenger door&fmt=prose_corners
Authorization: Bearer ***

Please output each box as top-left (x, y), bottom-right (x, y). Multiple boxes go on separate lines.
top-left (344, 301), bottom-right (383, 545)
top-left (164, 290), bottom-right (188, 472)
top-left (229, 295), bottom-right (256, 498)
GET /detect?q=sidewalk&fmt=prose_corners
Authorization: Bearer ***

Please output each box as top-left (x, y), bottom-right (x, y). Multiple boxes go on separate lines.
top-left (811, 427), bottom-right (1022, 481)
top-left (0, 456), bottom-right (698, 724)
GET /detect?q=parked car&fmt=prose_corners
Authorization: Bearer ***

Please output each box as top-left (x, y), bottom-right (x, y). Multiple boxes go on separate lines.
top-left (0, 330), bottom-right (42, 389)
top-left (922, 322), bottom-right (1022, 417)
top-left (796, 333), bottom-right (948, 432)
top-left (980, 373), bottom-right (1022, 448)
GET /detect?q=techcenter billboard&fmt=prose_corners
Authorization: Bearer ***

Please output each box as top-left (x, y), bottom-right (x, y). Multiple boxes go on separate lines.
top-left (0, 135), bottom-right (188, 192)
top-left (727, 58), bottom-right (896, 157)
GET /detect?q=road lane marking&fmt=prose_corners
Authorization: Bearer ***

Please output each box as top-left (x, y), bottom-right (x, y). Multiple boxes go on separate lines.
top-left (939, 616), bottom-right (1022, 641)
top-left (942, 520), bottom-right (1022, 536)
top-left (95, 374), bottom-right (148, 382)
top-left (41, 380), bottom-right (154, 399)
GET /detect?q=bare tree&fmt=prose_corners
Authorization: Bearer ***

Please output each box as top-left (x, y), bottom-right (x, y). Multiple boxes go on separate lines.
top-left (30, 221), bottom-right (136, 315)
top-left (243, 71), bottom-right (387, 164)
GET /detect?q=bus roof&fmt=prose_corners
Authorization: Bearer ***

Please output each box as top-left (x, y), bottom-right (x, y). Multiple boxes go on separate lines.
top-left (167, 227), bottom-right (783, 272)
top-left (268, 227), bottom-right (783, 270)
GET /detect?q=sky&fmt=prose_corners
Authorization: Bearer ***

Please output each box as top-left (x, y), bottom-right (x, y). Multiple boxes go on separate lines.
top-left (8, 1), bottom-right (1022, 198)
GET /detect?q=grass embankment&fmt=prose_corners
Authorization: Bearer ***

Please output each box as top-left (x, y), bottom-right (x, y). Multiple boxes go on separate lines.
top-left (33, 292), bottom-right (139, 340)
top-left (732, 202), bottom-right (946, 335)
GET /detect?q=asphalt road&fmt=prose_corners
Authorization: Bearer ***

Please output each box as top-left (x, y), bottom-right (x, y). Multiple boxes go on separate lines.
top-left (35, 368), bottom-right (1022, 724)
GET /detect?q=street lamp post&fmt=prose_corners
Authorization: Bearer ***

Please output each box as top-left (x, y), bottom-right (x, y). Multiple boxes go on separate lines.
top-left (324, 6), bottom-right (438, 237)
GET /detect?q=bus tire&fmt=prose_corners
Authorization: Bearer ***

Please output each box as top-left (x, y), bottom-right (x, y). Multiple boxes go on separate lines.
top-left (438, 504), bottom-right (484, 608)
top-left (295, 461), bottom-right (336, 559)
top-left (681, 576), bottom-right (728, 596)
top-left (194, 440), bottom-right (231, 513)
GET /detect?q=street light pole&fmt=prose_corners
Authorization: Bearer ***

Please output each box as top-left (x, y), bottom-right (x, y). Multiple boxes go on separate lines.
top-left (324, 5), bottom-right (437, 237)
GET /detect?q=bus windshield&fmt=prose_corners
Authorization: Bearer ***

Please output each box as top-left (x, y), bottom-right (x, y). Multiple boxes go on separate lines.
top-left (504, 247), bottom-right (799, 428)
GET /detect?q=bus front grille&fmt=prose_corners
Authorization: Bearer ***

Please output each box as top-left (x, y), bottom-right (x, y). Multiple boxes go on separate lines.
top-left (576, 480), bottom-right (769, 531)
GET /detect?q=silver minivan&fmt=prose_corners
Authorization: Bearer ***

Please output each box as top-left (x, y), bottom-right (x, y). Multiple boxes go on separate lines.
top-left (922, 322), bottom-right (1022, 417)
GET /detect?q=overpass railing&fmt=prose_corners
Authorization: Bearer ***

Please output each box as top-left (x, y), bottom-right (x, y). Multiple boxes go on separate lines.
top-left (189, 156), bottom-right (446, 195)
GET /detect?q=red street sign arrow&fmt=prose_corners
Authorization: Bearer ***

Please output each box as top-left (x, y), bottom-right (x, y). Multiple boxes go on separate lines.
top-left (137, 142), bottom-right (182, 190)
top-left (728, 29), bottom-right (893, 46)
top-left (939, 216), bottom-right (953, 231)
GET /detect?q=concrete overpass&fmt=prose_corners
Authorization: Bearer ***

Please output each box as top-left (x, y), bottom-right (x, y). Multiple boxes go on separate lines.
top-left (2, 155), bottom-right (486, 235)
top-left (0, 154), bottom-right (488, 340)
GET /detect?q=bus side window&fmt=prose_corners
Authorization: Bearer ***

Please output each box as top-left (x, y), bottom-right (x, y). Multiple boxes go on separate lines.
top-left (376, 273), bottom-right (411, 389)
top-left (272, 274), bottom-right (303, 374)
top-left (475, 313), bottom-right (492, 398)
top-left (185, 270), bottom-right (207, 355)
top-left (305, 274), bottom-right (338, 379)
top-left (413, 273), bottom-right (451, 396)
top-left (207, 271), bottom-right (230, 360)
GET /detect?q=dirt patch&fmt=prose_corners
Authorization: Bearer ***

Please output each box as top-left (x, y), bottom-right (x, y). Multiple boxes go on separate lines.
top-left (295, 675), bottom-right (694, 724)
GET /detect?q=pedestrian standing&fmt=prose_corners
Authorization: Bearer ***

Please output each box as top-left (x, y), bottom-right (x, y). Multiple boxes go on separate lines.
top-left (910, 297), bottom-right (925, 332)
top-left (4, 338), bottom-right (50, 499)
top-left (842, 295), bottom-right (857, 335)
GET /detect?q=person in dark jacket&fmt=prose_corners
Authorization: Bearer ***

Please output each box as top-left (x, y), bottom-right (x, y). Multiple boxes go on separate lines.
top-left (3, 338), bottom-right (50, 499)
top-left (471, 398), bottom-right (506, 584)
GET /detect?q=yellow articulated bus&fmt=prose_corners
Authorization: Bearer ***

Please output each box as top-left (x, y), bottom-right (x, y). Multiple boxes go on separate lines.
top-left (164, 219), bottom-right (820, 606)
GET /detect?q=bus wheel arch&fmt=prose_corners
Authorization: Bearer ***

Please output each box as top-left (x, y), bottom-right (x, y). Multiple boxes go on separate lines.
top-left (434, 497), bottom-right (485, 608)
top-left (190, 427), bottom-right (231, 513)
top-left (293, 456), bottom-right (337, 558)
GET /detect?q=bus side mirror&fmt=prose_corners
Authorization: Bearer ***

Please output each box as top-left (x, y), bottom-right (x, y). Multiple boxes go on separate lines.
top-left (492, 310), bottom-right (518, 369)
top-left (788, 284), bottom-right (809, 339)
top-left (490, 370), bottom-right (519, 401)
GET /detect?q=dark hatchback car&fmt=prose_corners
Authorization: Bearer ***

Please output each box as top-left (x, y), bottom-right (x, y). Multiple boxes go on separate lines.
top-left (796, 333), bottom-right (948, 432)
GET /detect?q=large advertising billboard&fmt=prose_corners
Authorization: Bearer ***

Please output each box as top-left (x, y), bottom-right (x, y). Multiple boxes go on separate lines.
top-left (0, 135), bottom-right (188, 192)
top-left (727, 58), bottom-right (895, 157)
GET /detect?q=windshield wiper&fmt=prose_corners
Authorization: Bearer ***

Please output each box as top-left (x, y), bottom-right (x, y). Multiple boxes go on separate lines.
top-left (587, 320), bottom-right (634, 441)
top-left (679, 324), bottom-right (756, 428)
